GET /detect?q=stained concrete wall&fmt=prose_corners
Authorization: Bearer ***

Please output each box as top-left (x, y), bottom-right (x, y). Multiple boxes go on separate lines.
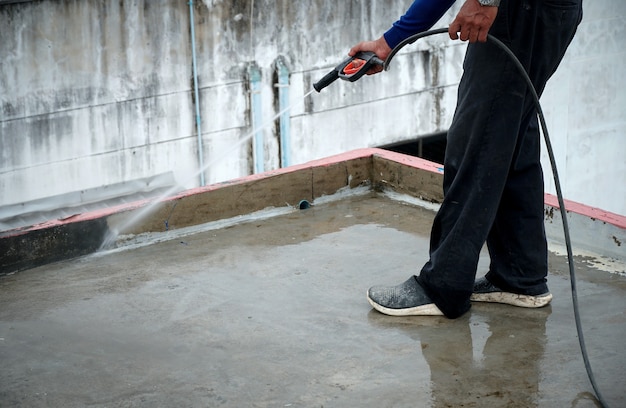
top-left (540, 0), bottom-right (626, 217)
top-left (0, 0), bottom-right (623, 229)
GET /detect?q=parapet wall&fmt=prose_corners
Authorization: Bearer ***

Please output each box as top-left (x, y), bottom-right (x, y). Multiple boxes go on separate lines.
top-left (1, 149), bottom-right (623, 276)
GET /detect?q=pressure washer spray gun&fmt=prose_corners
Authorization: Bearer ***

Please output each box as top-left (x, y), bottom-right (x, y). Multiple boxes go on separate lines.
top-left (313, 51), bottom-right (384, 92)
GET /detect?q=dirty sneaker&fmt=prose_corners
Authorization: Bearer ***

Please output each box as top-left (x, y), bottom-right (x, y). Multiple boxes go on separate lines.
top-left (367, 276), bottom-right (443, 316)
top-left (470, 276), bottom-right (553, 308)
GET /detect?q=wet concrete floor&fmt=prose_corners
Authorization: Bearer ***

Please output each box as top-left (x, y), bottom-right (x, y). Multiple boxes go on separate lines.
top-left (1, 193), bottom-right (624, 407)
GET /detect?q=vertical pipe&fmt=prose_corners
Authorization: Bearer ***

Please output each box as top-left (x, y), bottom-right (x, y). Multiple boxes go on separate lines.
top-left (275, 57), bottom-right (291, 168)
top-left (248, 64), bottom-right (264, 174)
top-left (188, 0), bottom-right (205, 186)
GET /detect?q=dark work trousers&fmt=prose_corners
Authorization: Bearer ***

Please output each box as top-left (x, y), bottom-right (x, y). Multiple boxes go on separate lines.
top-left (417, 0), bottom-right (583, 318)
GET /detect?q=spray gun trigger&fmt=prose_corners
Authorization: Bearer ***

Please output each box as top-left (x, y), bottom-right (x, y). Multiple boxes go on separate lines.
top-left (342, 59), bottom-right (366, 76)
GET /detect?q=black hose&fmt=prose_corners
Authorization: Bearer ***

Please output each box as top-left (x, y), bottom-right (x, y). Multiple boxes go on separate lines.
top-left (384, 27), bottom-right (609, 408)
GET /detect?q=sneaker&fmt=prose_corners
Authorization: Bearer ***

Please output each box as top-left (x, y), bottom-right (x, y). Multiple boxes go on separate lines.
top-left (367, 276), bottom-right (444, 316)
top-left (470, 276), bottom-right (552, 308)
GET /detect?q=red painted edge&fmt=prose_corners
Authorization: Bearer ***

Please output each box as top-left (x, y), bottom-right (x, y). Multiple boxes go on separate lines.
top-left (1, 148), bottom-right (382, 237)
top-left (3, 148), bottom-right (624, 238)
top-left (369, 148), bottom-right (446, 174)
top-left (544, 193), bottom-right (626, 229)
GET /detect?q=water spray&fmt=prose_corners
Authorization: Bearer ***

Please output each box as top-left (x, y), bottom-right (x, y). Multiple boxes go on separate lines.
top-left (102, 51), bottom-right (381, 249)
top-left (100, 89), bottom-right (316, 250)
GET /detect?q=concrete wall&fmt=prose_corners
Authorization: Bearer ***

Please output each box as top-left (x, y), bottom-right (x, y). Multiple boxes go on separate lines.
top-left (1, 0), bottom-right (200, 223)
top-left (540, 0), bottom-right (626, 217)
top-left (0, 0), bottom-right (623, 229)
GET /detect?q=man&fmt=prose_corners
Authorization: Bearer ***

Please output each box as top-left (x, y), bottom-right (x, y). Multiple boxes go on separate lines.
top-left (350, 0), bottom-right (583, 318)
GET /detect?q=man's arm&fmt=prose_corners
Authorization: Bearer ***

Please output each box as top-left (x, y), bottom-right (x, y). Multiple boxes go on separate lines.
top-left (384, 0), bottom-right (457, 50)
top-left (349, 0), bottom-right (455, 70)
top-left (349, 0), bottom-right (498, 74)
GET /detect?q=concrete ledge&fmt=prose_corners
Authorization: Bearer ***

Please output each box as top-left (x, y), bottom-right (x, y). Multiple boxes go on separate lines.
top-left (370, 150), bottom-right (444, 203)
top-left (544, 194), bottom-right (625, 260)
top-left (1, 148), bottom-right (623, 275)
top-left (0, 149), bottom-right (382, 274)
top-left (0, 218), bottom-right (108, 274)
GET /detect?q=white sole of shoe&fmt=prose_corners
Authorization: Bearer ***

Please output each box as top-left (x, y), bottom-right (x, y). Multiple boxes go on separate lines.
top-left (470, 292), bottom-right (553, 308)
top-left (367, 293), bottom-right (444, 316)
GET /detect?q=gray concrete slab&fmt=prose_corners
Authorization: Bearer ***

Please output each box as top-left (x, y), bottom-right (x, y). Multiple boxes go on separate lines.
top-left (1, 193), bottom-right (624, 407)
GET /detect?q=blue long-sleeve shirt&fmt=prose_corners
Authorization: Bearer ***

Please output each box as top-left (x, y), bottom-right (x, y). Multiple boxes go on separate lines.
top-left (384, 0), bottom-right (457, 49)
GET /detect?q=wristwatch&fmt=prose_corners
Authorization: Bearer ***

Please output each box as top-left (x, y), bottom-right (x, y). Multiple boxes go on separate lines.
top-left (477, 0), bottom-right (501, 6)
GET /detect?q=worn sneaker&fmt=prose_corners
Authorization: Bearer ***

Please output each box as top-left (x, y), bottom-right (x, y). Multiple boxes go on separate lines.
top-left (367, 276), bottom-right (444, 316)
top-left (470, 276), bottom-right (552, 308)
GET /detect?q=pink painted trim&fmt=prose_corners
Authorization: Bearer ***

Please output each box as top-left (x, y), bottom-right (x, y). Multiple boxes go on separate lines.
top-left (370, 148), bottom-right (445, 174)
top-left (544, 194), bottom-right (626, 229)
top-left (1, 149), bottom-right (383, 237)
top-left (4, 148), bottom-right (623, 238)
top-left (173, 148), bottom-right (444, 202)
top-left (177, 148), bottom-right (383, 197)
top-left (373, 148), bottom-right (625, 229)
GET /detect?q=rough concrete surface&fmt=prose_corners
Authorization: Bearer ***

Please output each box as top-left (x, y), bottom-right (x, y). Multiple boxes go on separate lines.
top-left (1, 194), bottom-right (624, 407)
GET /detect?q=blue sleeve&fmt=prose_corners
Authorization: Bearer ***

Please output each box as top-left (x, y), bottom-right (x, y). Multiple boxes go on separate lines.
top-left (384, 0), bottom-right (457, 49)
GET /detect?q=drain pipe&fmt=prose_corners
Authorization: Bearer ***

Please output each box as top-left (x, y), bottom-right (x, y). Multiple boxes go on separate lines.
top-left (275, 57), bottom-right (291, 168)
top-left (188, 0), bottom-right (205, 186)
top-left (248, 63), bottom-right (264, 174)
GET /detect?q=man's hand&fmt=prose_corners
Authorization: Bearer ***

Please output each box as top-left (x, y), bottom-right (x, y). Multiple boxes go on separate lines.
top-left (449, 0), bottom-right (498, 43)
top-left (348, 36), bottom-right (392, 75)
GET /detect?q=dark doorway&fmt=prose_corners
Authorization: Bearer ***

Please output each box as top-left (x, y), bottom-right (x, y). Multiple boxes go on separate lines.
top-left (379, 132), bottom-right (447, 164)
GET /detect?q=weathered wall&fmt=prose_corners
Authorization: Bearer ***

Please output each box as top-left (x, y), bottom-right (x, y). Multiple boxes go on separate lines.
top-left (184, 0), bottom-right (464, 180)
top-left (0, 0), bottom-right (462, 228)
top-left (539, 0), bottom-right (626, 215)
top-left (0, 0), bottom-right (623, 229)
top-left (1, 1), bottom-right (199, 221)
